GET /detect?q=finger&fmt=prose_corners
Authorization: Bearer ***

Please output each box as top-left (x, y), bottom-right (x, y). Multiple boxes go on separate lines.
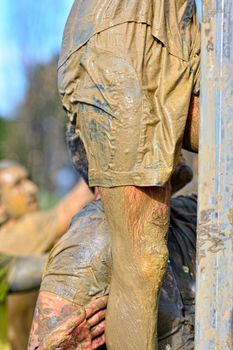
top-left (90, 320), bottom-right (106, 338)
top-left (92, 334), bottom-right (106, 349)
top-left (85, 296), bottom-right (108, 319)
top-left (87, 309), bottom-right (106, 328)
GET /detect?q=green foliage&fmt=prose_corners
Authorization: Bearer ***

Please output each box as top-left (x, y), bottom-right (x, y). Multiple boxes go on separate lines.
top-left (0, 118), bottom-right (10, 159)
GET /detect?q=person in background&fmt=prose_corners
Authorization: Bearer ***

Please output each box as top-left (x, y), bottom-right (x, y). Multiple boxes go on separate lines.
top-left (0, 160), bottom-right (95, 350)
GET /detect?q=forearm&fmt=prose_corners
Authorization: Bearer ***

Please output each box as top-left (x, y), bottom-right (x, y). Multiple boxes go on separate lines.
top-left (183, 95), bottom-right (200, 153)
top-left (8, 255), bottom-right (46, 293)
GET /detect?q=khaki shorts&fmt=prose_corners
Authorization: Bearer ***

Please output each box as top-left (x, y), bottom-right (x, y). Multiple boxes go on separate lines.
top-left (58, 22), bottom-right (200, 187)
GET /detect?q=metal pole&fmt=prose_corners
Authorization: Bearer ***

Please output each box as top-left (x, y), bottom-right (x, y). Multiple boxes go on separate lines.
top-left (196, 1), bottom-right (233, 349)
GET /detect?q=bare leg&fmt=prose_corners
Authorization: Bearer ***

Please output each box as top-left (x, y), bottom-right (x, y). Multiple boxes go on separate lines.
top-left (183, 95), bottom-right (200, 153)
top-left (100, 185), bottom-right (170, 350)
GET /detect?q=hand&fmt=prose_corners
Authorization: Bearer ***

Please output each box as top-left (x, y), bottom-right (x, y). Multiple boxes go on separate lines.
top-left (39, 296), bottom-right (108, 350)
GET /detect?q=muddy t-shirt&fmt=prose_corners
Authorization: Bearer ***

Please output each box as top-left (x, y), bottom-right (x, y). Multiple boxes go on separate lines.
top-left (42, 201), bottom-right (112, 306)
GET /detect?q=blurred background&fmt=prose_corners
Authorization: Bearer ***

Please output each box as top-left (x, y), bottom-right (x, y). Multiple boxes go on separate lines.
top-left (0, 0), bottom-right (200, 207)
top-left (0, 0), bottom-right (78, 208)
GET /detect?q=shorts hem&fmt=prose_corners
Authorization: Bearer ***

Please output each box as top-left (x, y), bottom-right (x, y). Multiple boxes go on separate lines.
top-left (89, 168), bottom-right (171, 187)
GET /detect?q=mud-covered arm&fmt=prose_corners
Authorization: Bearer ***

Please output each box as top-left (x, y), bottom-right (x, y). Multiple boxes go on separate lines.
top-left (8, 255), bottom-right (47, 293)
top-left (6, 180), bottom-right (95, 256)
top-left (183, 94), bottom-right (200, 153)
top-left (28, 291), bottom-right (107, 350)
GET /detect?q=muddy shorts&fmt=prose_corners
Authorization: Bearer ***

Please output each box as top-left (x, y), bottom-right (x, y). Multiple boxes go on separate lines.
top-left (58, 21), bottom-right (200, 187)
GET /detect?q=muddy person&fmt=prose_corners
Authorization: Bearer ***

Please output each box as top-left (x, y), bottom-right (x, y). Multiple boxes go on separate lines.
top-left (0, 160), bottom-right (95, 350)
top-left (30, 190), bottom-right (197, 350)
top-left (29, 153), bottom-right (197, 350)
top-left (57, 1), bottom-right (200, 349)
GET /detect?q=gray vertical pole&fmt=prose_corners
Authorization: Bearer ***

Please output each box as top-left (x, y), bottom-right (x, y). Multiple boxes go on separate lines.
top-left (196, 1), bottom-right (233, 349)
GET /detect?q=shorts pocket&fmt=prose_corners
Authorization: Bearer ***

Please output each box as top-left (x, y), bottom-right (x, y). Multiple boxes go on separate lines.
top-left (72, 46), bottom-right (142, 119)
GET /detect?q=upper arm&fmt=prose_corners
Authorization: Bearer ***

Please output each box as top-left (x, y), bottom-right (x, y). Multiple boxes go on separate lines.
top-left (28, 291), bottom-right (78, 350)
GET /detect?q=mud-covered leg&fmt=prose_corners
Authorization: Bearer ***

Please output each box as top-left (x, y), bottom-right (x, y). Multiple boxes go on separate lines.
top-left (183, 95), bottom-right (200, 153)
top-left (100, 185), bottom-right (170, 350)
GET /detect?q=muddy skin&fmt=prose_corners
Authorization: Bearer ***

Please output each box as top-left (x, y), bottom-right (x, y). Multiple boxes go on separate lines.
top-left (183, 95), bottom-right (200, 153)
top-left (100, 185), bottom-right (170, 350)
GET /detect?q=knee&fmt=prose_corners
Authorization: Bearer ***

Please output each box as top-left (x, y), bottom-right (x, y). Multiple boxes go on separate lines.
top-left (137, 243), bottom-right (169, 282)
top-left (134, 211), bottom-right (169, 281)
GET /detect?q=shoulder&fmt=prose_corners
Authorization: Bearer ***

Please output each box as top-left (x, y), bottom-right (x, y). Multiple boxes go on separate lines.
top-left (50, 200), bottom-right (108, 258)
top-left (41, 200), bottom-right (111, 305)
top-left (43, 199), bottom-right (110, 276)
